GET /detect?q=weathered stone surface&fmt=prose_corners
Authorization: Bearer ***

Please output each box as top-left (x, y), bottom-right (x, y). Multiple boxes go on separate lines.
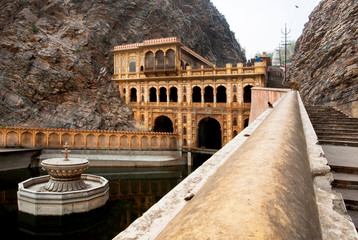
top-left (0, 0), bottom-right (245, 130)
top-left (289, 0), bottom-right (358, 108)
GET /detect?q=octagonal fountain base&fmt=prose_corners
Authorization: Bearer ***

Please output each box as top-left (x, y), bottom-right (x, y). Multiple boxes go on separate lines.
top-left (17, 174), bottom-right (109, 216)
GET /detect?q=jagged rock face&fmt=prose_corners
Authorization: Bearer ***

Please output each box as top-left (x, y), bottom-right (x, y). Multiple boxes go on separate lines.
top-left (289, 0), bottom-right (358, 106)
top-left (0, 0), bottom-right (245, 130)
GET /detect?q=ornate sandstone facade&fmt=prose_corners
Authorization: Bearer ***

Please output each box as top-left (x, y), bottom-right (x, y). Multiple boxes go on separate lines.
top-left (111, 37), bottom-right (269, 149)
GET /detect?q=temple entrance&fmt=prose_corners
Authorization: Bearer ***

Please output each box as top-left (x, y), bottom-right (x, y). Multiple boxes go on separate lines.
top-left (153, 116), bottom-right (173, 133)
top-left (198, 117), bottom-right (221, 149)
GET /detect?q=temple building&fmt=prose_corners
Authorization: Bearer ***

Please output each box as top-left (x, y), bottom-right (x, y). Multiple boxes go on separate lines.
top-left (111, 37), bottom-right (269, 149)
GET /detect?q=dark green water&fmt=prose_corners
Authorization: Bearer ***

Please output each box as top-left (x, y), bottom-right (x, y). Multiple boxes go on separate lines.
top-left (0, 165), bottom-right (191, 240)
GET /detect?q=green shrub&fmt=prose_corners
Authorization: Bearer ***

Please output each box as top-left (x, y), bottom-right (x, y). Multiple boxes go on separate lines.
top-left (101, 35), bottom-right (110, 44)
top-left (31, 24), bottom-right (38, 33)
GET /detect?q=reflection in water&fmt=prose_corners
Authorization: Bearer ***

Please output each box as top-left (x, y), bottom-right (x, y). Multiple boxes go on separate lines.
top-left (0, 166), bottom-right (189, 240)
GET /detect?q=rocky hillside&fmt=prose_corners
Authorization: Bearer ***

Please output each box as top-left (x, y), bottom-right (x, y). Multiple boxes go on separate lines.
top-left (0, 0), bottom-right (245, 130)
top-left (289, 0), bottom-right (358, 109)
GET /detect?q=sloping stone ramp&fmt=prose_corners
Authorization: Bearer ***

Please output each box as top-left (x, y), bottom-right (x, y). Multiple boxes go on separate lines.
top-left (306, 106), bottom-right (358, 229)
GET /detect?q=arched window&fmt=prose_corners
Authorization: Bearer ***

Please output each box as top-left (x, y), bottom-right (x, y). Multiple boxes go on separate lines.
top-left (149, 87), bottom-right (157, 102)
top-left (183, 115), bottom-right (187, 123)
top-left (141, 114), bottom-right (144, 121)
top-left (204, 86), bottom-right (214, 102)
top-left (183, 127), bottom-right (187, 135)
top-left (159, 87), bottom-right (167, 102)
top-left (156, 51), bottom-right (164, 70)
top-left (183, 139), bottom-right (187, 146)
top-left (145, 51), bottom-right (154, 70)
top-left (129, 59), bottom-right (136, 72)
top-left (233, 95), bottom-right (237, 102)
top-left (217, 86), bottom-right (227, 103)
top-left (244, 85), bottom-right (253, 103)
top-left (233, 85), bottom-right (237, 92)
top-left (130, 88), bottom-right (137, 102)
top-left (141, 95), bottom-right (144, 102)
top-left (166, 49), bottom-right (175, 69)
top-left (169, 87), bottom-right (178, 102)
top-left (183, 86), bottom-right (186, 93)
top-left (183, 95), bottom-right (187, 103)
top-left (233, 117), bottom-right (237, 126)
top-left (192, 86), bottom-right (201, 103)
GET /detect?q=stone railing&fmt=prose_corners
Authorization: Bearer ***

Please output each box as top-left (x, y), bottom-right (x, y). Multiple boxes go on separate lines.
top-left (0, 127), bottom-right (179, 150)
top-left (114, 91), bottom-right (357, 240)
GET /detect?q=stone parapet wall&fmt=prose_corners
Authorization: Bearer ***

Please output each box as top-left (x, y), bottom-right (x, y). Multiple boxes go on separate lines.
top-left (249, 87), bottom-right (290, 124)
top-left (114, 91), bottom-right (357, 240)
top-left (0, 127), bottom-right (179, 150)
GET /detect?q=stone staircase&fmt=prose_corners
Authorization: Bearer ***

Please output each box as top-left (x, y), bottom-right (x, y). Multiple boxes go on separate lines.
top-left (306, 106), bottom-right (358, 229)
top-left (306, 106), bottom-right (358, 146)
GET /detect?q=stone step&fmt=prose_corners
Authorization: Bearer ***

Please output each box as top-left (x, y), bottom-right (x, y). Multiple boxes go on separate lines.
top-left (315, 129), bottom-right (358, 135)
top-left (307, 111), bottom-right (351, 115)
top-left (318, 135), bottom-right (358, 141)
top-left (331, 165), bottom-right (358, 175)
top-left (333, 172), bottom-right (358, 190)
top-left (334, 188), bottom-right (358, 210)
top-left (347, 210), bottom-right (358, 230)
top-left (309, 117), bottom-right (358, 122)
top-left (313, 123), bottom-right (358, 129)
top-left (311, 120), bottom-right (358, 125)
top-left (319, 139), bottom-right (358, 147)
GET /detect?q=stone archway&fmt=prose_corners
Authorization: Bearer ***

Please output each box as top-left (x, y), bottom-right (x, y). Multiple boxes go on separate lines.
top-left (198, 117), bottom-right (221, 149)
top-left (244, 85), bottom-right (253, 103)
top-left (153, 116), bottom-right (173, 133)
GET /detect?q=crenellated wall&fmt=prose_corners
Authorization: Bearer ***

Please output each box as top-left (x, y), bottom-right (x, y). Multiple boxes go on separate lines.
top-left (114, 91), bottom-right (358, 240)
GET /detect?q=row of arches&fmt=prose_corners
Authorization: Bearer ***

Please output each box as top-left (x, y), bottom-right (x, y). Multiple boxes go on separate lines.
top-left (145, 49), bottom-right (175, 71)
top-left (129, 85), bottom-right (253, 103)
top-left (0, 132), bottom-right (178, 150)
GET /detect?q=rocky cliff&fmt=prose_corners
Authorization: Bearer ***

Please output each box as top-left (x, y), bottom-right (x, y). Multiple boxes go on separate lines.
top-left (0, 0), bottom-right (245, 130)
top-left (289, 0), bottom-right (358, 112)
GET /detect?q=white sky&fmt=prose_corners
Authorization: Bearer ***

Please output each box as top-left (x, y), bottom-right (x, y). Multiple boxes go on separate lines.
top-left (211, 0), bottom-right (322, 58)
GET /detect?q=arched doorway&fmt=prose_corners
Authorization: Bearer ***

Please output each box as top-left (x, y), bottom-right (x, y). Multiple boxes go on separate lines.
top-left (149, 87), bottom-right (157, 102)
top-left (130, 88), bottom-right (137, 102)
top-left (204, 86), bottom-right (214, 102)
top-left (159, 87), bottom-right (167, 102)
top-left (192, 86), bottom-right (201, 103)
top-left (153, 116), bottom-right (173, 133)
top-left (198, 117), bottom-right (221, 149)
top-left (217, 86), bottom-right (226, 103)
top-left (244, 85), bottom-right (253, 103)
top-left (169, 87), bottom-right (178, 102)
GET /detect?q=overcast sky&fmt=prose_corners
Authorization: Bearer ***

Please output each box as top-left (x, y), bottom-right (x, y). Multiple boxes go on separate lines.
top-left (211, 0), bottom-right (322, 58)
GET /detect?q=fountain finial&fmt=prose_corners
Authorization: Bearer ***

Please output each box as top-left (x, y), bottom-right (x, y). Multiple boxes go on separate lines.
top-left (61, 142), bottom-right (71, 161)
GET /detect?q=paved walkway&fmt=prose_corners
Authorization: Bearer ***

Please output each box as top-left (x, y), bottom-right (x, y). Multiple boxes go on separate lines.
top-left (321, 145), bottom-right (358, 168)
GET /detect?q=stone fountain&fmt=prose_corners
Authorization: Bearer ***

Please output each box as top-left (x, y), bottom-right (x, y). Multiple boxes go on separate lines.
top-left (17, 143), bottom-right (109, 216)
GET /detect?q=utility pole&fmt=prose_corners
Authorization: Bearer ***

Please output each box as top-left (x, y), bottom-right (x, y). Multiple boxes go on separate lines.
top-left (281, 23), bottom-right (291, 82)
